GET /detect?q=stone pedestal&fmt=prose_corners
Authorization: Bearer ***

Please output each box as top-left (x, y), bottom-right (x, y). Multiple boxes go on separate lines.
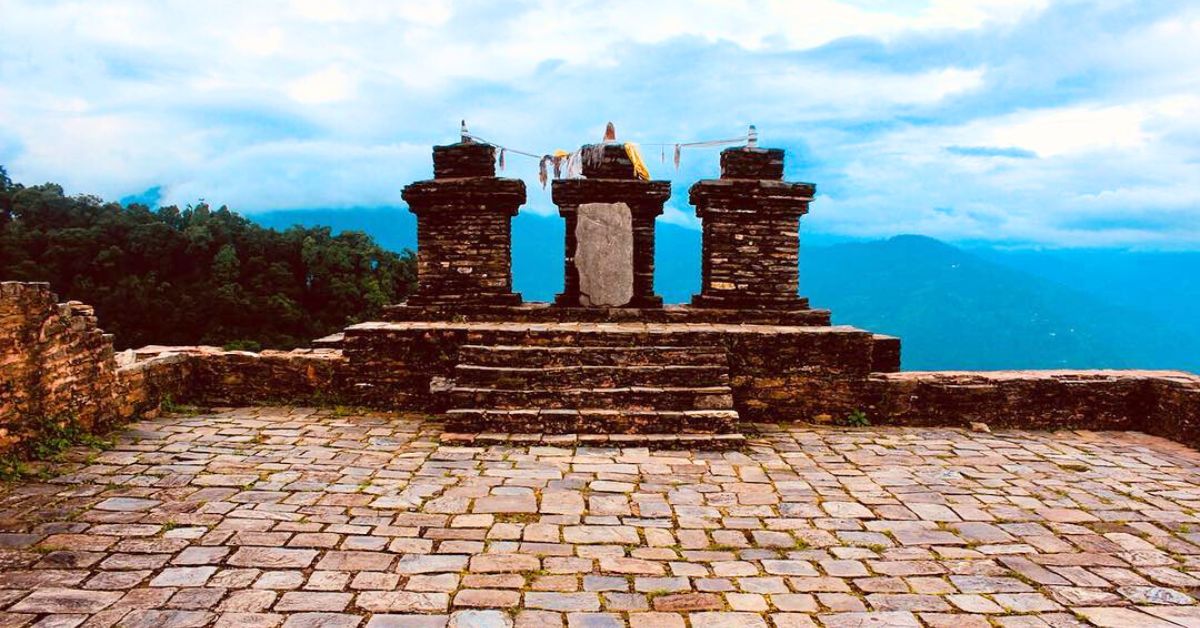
top-left (690, 147), bottom-right (815, 309)
top-left (552, 144), bottom-right (668, 308)
top-left (401, 141), bottom-right (525, 306)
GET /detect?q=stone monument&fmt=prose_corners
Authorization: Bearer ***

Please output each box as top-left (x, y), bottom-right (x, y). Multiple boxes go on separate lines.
top-left (689, 141), bottom-right (815, 309)
top-left (551, 130), bottom-right (669, 308)
top-left (400, 128), bottom-right (525, 306)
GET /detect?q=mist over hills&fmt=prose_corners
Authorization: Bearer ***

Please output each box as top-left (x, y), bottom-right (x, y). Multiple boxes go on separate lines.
top-left (254, 207), bottom-right (1200, 372)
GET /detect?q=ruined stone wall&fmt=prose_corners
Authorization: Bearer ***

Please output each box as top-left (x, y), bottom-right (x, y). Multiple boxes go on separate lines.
top-left (0, 282), bottom-right (361, 456)
top-left (114, 345), bottom-right (357, 411)
top-left (113, 351), bottom-right (194, 420)
top-left (0, 282), bottom-right (121, 452)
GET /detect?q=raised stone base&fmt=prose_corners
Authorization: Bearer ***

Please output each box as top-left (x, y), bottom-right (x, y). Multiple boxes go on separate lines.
top-left (383, 302), bottom-right (831, 326)
top-left (691, 293), bottom-right (811, 311)
top-left (405, 291), bottom-right (523, 307)
top-left (340, 320), bottom-right (894, 429)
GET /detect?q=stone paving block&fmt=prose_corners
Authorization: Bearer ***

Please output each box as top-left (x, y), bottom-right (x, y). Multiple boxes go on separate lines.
top-left (356, 591), bottom-right (450, 613)
top-left (524, 593), bottom-right (600, 612)
top-left (397, 554), bottom-right (470, 574)
top-left (5, 409), bottom-right (1200, 628)
top-left (9, 588), bottom-right (121, 614)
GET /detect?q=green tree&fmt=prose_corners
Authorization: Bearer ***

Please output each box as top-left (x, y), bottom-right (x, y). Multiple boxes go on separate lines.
top-left (0, 167), bottom-right (416, 349)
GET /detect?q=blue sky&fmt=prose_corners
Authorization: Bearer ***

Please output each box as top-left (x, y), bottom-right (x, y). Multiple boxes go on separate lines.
top-left (1, 0), bottom-right (1198, 248)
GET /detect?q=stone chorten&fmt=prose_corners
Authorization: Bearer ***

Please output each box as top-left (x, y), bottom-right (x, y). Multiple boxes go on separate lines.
top-left (689, 145), bottom-right (815, 310)
top-left (551, 130), bottom-right (669, 308)
top-left (401, 135), bottom-right (525, 306)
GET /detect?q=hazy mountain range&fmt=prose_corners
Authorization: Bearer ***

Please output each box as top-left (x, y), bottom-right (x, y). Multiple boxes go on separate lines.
top-left (254, 208), bottom-right (1200, 372)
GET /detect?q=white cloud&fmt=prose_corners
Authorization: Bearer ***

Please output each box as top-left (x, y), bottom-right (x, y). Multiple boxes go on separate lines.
top-left (982, 105), bottom-right (1148, 157)
top-left (286, 67), bottom-right (357, 104)
top-left (0, 0), bottom-right (1198, 248)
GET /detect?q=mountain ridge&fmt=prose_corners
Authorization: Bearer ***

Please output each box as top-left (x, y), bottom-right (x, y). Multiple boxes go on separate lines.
top-left (251, 207), bottom-right (1200, 372)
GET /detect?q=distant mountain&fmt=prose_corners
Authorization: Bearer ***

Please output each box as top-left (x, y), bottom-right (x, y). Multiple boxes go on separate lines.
top-left (250, 208), bottom-right (1200, 372)
top-left (801, 236), bottom-right (1200, 371)
top-left (972, 247), bottom-right (1200, 336)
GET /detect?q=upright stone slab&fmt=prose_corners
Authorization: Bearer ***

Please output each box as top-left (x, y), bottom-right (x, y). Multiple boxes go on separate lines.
top-left (553, 144), bottom-right (669, 308)
top-left (402, 141), bottom-right (525, 306)
top-left (690, 146), bottom-right (815, 310)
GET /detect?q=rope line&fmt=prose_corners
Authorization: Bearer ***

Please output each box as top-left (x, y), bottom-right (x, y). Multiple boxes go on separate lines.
top-left (461, 131), bottom-right (753, 162)
top-left (456, 123), bottom-right (761, 182)
top-left (461, 133), bottom-right (543, 160)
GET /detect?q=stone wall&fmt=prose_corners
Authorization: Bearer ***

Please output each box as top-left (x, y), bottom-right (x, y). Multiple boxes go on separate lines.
top-left (0, 282), bottom-right (359, 456)
top-left (2, 280), bottom-right (1199, 456)
top-left (1, 282), bottom-right (120, 452)
top-left (860, 370), bottom-right (1160, 431)
top-left (128, 346), bottom-right (351, 406)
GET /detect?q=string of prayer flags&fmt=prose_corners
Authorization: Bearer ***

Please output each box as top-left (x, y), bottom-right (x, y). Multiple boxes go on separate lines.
top-left (462, 120), bottom-right (759, 181)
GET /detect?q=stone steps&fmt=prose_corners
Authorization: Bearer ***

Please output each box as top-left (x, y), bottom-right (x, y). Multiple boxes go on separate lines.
top-left (456, 344), bottom-right (727, 367)
top-left (442, 340), bottom-right (742, 436)
top-left (447, 386), bottom-right (735, 411)
top-left (445, 408), bottom-right (739, 434)
top-left (454, 364), bottom-right (729, 388)
top-left (444, 325), bottom-right (831, 347)
top-left (439, 430), bottom-right (746, 449)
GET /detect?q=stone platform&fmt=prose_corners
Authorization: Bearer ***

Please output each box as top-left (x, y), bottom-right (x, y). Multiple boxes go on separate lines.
top-left (3, 406), bottom-right (1200, 627)
top-left (341, 320), bottom-right (901, 435)
top-left (381, 302), bottom-right (830, 326)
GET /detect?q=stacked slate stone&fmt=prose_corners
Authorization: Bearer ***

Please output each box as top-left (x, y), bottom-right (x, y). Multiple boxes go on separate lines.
top-left (552, 143), bottom-right (669, 308)
top-left (690, 147), bottom-right (815, 310)
top-left (431, 142), bottom-right (497, 178)
top-left (402, 141), bottom-right (525, 306)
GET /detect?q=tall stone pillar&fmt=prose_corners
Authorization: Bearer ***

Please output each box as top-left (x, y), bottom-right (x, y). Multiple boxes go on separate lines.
top-left (552, 144), bottom-right (668, 308)
top-left (401, 140), bottom-right (525, 306)
top-left (690, 147), bottom-right (815, 310)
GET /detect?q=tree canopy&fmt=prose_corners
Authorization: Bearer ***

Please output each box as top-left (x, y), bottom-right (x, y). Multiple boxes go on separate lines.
top-left (0, 169), bottom-right (416, 350)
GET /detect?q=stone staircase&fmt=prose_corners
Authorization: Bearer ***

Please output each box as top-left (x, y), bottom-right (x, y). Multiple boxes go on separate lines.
top-left (443, 340), bottom-right (741, 438)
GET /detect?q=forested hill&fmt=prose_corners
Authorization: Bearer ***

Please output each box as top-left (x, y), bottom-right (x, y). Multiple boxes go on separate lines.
top-left (0, 168), bottom-right (416, 350)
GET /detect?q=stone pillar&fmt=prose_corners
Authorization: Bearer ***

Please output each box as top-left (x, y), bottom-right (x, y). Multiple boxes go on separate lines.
top-left (690, 147), bottom-right (815, 310)
top-left (552, 144), bottom-right (669, 308)
top-left (401, 141), bottom-right (525, 306)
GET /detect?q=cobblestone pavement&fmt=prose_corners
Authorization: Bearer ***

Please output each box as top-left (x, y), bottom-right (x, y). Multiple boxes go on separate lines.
top-left (4, 408), bottom-right (1200, 627)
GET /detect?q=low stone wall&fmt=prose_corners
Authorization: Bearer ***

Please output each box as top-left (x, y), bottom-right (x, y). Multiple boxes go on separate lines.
top-left (1137, 374), bottom-right (1200, 444)
top-left (861, 370), bottom-right (1159, 430)
top-left (2, 280), bottom-right (1198, 456)
top-left (127, 346), bottom-right (351, 406)
top-left (849, 371), bottom-right (1200, 444)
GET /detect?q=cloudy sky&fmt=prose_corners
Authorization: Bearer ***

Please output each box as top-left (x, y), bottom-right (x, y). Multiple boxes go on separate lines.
top-left (1, 0), bottom-right (1198, 248)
